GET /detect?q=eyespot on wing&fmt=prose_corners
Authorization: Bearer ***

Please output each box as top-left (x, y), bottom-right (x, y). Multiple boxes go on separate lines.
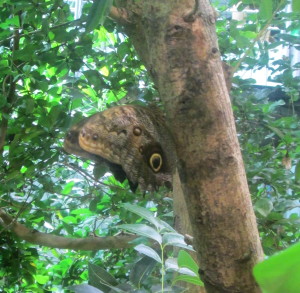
top-left (149, 153), bottom-right (163, 172)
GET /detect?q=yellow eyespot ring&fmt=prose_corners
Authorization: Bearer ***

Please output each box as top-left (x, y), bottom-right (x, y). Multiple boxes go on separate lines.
top-left (149, 153), bottom-right (162, 173)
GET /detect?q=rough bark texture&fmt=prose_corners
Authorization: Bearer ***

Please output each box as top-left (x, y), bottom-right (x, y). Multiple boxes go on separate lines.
top-left (112, 1), bottom-right (264, 292)
top-left (173, 171), bottom-right (204, 293)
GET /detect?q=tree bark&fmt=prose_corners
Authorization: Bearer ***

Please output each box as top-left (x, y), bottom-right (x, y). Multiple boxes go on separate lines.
top-left (173, 171), bottom-right (205, 293)
top-left (112, 1), bottom-right (264, 292)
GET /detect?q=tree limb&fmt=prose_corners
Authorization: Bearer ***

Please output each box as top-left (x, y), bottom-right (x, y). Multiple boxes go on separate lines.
top-left (0, 209), bottom-right (137, 251)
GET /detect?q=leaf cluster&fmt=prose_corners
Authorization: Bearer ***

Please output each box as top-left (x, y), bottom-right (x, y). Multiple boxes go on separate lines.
top-left (70, 204), bottom-right (202, 293)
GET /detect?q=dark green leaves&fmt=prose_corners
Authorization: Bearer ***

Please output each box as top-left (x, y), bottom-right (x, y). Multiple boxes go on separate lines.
top-left (118, 203), bottom-right (199, 289)
top-left (86, 0), bottom-right (114, 32)
top-left (89, 263), bottom-right (118, 291)
top-left (130, 256), bottom-right (157, 287)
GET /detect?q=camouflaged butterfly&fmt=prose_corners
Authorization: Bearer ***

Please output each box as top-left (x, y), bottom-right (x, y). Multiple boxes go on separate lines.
top-left (64, 105), bottom-right (176, 192)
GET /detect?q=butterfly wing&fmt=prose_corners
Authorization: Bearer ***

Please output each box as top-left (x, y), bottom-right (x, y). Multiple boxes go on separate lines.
top-left (68, 105), bottom-right (175, 192)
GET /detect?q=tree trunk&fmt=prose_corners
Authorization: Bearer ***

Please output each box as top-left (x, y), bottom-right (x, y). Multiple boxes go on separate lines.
top-left (173, 171), bottom-right (204, 293)
top-left (113, 1), bottom-right (264, 292)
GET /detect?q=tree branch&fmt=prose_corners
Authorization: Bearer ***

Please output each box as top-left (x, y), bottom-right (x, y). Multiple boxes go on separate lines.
top-left (0, 209), bottom-right (137, 251)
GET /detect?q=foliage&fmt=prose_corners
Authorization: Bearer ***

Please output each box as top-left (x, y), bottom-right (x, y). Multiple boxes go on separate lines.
top-left (253, 242), bottom-right (300, 293)
top-left (0, 0), bottom-right (299, 292)
top-left (216, 0), bottom-right (300, 256)
top-left (70, 204), bottom-right (201, 292)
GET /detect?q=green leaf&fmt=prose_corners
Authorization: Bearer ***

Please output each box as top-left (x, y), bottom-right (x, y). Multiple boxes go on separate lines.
top-left (162, 233), bottom-right (194, 251)
top-left (89, 197), bottom-right (100, 212)
top-left (61, 181), bottom-right (75, 195)
top-left (173, 274), bottom-right (203, 286)
top-left (255, 198), bottom-right (273, 217)
top-left (295, 161), bottom-right (300, 183)
top-left (277, 34), bottom-right (300, 45)
top-left (129, 256), bottom-right (157, 286)
top-left (35, 274), bottom-right (49, 285)
top-left (259, 0), bottom-right (273, 20)
top-left (122, 203), bottom-right (177, 233)
top-left (13, 44), bottom-right (37, 61)
top-left (134, 244), bottom-right (162, 263)
top-left (266, 125), bottom-right (285, 139)
top-left (62, 216), bottom-right (77, 224)
top-left (122, 203), bottom-right (162, 230)
top-left (118, 224), bottom-right (162, 244)
top-left (86, 0), bottom-right (113, 32)
top-left (83, 70), bottom-right (104, 88)
top-left (88, 263), bottom-right (119, 292)
top-left (177, 250), bottom-right (199, 275)
top-left (71, 208), bottom-right (93, 215)
top-left (93, 164), bottom-right (108, 180)
top-left (292, 0), bottom-right (300, 12)
top-left (69, 284), bottom-right (104, 293)
top-left (2, 16), bottom-right (20, 28)
top-left (253, 243), bottom-right (300, 293)
top-left (20, 166), bottom-right (27, 174)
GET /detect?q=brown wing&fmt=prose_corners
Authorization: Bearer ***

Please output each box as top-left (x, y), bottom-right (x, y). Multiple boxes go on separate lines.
top-left (63, 115), bottom-right (135, 190)
top-left (67, 105), bottom-right (176, 192)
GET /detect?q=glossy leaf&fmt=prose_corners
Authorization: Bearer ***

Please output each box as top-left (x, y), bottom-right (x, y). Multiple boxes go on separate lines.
top-left (162, 233), bottom-right (194, 251)
top-left (69, 284), bottom-right (104, 293)
top-left (129, 256), bottom-right (157, 287)
top-left (255, 198), bottom-right (273, 217)
top-left (177, 250), bottom-right (199, 275)
top-left (122, 203), bottom-right (165, 230)
top-left (86, 0), bottom-right (113, 32)
top-left (173, 275), bottom-right (203, 286)
top-left (61, 181), bottom-right (75, 195)
top-left (253, 243), bottom-right (300, 293)
top-left (88, 263), bottom-right (119, 292)
top-left (118, 224), bottom-right (162, 244)
top-left (134, 244), bottom-right (162, 263)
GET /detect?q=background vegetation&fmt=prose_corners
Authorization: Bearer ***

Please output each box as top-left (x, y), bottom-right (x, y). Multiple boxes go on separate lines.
top-left (0, 0), bottom-right (299, 292)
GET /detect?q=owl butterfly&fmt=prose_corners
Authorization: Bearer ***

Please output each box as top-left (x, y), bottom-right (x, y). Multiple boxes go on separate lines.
top-left (64, 105), bottom-right (176, 192)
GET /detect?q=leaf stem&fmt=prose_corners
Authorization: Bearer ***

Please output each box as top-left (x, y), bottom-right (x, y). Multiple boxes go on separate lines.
top-left (161, 244), bottom-right (165, 293)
